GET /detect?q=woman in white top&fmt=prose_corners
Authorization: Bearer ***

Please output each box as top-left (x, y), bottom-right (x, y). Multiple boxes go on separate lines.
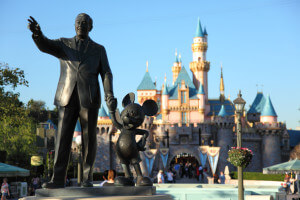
top-left (157, 170), bottom-right (164, 184)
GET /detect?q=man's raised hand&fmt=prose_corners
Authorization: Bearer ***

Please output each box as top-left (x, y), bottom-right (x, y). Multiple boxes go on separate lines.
top-left (27, 16), bottom-right (41, 35)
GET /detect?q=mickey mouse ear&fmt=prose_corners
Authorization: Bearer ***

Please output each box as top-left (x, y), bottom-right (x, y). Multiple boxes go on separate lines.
top-left (142, 100), bottom-right (158, 116)
top-left (122, 92), bottom-right (135, 107)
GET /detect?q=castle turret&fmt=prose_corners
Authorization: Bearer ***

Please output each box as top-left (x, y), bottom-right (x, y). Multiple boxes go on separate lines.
top-left (161, 75), bottom-right (169, 121)
top-left (137, 61), bottom-right (157, 105)
top-left (172, 50), bottom-right (181, 84)
top-left (98, 105), bottom-right (110, 120)
top-left (197, 82), bottom-right (205, 122)
top-left (189, 18), bottom-right (210, 100)
top-left (260, 95), bottom-right (277, 123)
top-left (247, 92), bottom-right (265, 123)
top-left (215, 105), bottom-right (235, 172)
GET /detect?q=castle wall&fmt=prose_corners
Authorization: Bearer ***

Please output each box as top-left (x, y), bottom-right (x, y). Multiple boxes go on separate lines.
top-left (190, 111), bottom-right (200, 123)
top-left (169, 100), bottom-right (179, 106)
top-left (217, 128), bottom-right (234, 173)
top-left (262, 133), bottom-right (281, 168)
top-left (242, 139), bottom-right (262, 172)
top-left (169, 111), bottom-right (180, 123)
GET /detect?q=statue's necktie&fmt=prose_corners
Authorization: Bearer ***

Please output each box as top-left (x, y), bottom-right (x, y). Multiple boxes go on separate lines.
top-left (78, 40), bottom-right (85, 61)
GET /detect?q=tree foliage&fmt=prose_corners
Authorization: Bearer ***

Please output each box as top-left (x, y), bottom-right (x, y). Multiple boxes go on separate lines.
top-left (290, 144), bottom-right (300, 160)
top-left (0, 62), bottom-right (35, 168)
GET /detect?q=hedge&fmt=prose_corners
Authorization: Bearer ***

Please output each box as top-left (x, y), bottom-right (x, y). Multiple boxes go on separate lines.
top-left (230, 172), bottom-right (285, 181)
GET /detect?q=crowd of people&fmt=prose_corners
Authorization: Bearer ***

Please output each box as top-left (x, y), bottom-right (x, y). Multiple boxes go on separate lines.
top-left (156, 162), bottom-right (227, 184)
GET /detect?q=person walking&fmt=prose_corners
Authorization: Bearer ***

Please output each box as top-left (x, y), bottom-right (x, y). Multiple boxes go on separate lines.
top-left (1, 178), bottom-right (10, 200)
top-left (198, 165), bottom-right (203, 182)
top-left (166, 169), bottom-right (174, 183)
top-left (157, 170), bottom-right (165, 184)
top-left (218, 171), bottom-right (225, 184)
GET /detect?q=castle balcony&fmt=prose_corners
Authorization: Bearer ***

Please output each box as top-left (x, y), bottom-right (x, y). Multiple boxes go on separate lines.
top-left (256, 121), bottom-right (286, 130)
top-left (189, 61), bottom-right (210, 72)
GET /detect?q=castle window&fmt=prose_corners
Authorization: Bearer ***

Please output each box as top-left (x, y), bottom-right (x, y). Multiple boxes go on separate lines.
top-left (181, 91), bottom-right (186, 103)
top-left (101, 127), bottom-right (105, 134)
top-left (182, 112), bottom-right (187, 123)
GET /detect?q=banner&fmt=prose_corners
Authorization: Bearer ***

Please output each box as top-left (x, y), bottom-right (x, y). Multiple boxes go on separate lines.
top-left (207, 147), bottom-right (220, 175)
top-left (198, 146), bottom-right (209, 167)
top-left (159, 148), bottom-right (169, 169)
top-left (143, 149), bottom-right (157, 176)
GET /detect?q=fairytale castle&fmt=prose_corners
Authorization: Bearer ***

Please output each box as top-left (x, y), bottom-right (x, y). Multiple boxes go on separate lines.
top-left (93, 19), bottom-right (290, 175)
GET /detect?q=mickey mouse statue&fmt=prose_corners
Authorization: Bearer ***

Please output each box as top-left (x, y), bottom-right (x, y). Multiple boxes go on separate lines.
top-left (109, 93), bottom-right (158, 186)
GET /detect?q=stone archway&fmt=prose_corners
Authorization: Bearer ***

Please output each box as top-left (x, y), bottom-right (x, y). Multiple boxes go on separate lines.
top-left (167, 146), bottom-right (200, 168)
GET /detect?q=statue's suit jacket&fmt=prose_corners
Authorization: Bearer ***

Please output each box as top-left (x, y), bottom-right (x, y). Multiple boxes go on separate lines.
top-left (33, 34), bottom-right (114, 108)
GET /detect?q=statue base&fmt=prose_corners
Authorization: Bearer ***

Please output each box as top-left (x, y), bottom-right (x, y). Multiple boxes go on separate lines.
top-left (35, 186), bottom-right (157, 196)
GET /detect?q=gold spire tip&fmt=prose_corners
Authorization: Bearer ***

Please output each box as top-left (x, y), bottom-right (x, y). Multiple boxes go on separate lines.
top-left (146, 60), bottom-right (149, 72)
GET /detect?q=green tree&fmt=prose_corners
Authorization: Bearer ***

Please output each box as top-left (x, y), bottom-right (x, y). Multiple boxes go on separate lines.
top-left (27, 99), bottom-right (47, 123)
top-left (0, 62), bottom-right (36, 168)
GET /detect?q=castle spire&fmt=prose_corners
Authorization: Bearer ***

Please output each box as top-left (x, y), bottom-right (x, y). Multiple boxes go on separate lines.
top-left (175, 49), bottom-right (179, 63)
top-left (203, 27), bottom-right (208, 35)
top-left (162, 74), bottom-right (169, 95)
top-left (195, 18), bottom-right (204, 37)
top-left (219, 63), bottom-right (225, 102)
top-left (146, 60), bottom-right (149, 72)
top-left (220, 63), bottom-right (225, 93)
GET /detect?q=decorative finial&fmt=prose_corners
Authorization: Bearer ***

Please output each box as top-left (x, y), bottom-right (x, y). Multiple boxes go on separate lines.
top-left (179, 53), bottom-right (181, 62)
top-left (221, 62), bottom-right (223, 77)
top-left (164, 73), bottom-right (167, 83)
top-left (261, 84), bottom-right (264, 93)
top-left (146, 60), bottom-right (149, 72)
top-left (175, 49), bottom-right (177, 57)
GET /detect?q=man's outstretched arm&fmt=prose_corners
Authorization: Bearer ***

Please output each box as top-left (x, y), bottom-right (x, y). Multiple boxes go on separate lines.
top-left (28, 16), bottom-right (65, 59)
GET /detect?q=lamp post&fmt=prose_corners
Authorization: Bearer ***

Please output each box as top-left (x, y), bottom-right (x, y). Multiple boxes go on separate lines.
top-left (75, 136), bottom-right (82, 186)
top-left (233, 90), bottom-right (246, 200)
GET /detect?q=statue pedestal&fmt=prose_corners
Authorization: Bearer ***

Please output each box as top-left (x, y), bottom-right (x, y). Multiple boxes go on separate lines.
top-left (23, 186), bottom-right (172, 200)
top-left (35, 186), bottom-right (156, 197)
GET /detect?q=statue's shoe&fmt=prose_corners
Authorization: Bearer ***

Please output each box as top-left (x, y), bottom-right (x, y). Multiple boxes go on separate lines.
top-left (42, 181), bottom-right (65, 189)
top-left (82, 181), bottom-right (93, 187)
top-left (136, 176), bottom-right (153, 186)
top-left (114, 176), bottom-right (135, 186)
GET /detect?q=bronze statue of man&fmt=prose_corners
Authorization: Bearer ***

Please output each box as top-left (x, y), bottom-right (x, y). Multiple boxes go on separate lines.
top-left (28, 13), bottom-right (117, 188)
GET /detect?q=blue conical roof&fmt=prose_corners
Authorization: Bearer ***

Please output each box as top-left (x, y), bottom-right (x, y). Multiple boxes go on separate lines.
top-left (203, 27), bottom-right (208, 35)
top-left (248, 92), bottom-right (266, 114)
top-left (162, 84), bottom-right (169, 95)
top-left (75, 120), bottom-right (81, 132)
top-left (174, 66), bottom-right (195, 88)
top-left (218, 105), bottom-right (228, 117)
top-left (98, 105), bottom-right (108, 117)
top-left (261, 95), bottom-right (277, 117)
top-left (175, 54), bottom-right (179, 63)
top-left (137, 71), bottom-right (156, 90)
top-left (195, 18), bottom-right (204, 37)
top-left (197, 82), bottom-right (205, 95)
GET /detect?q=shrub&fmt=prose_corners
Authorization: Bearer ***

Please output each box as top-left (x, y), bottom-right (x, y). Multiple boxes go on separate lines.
top-left (230, 172), bottom-right (285, 181)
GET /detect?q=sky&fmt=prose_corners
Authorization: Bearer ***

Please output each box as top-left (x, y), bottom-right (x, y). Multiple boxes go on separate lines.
top-left (1, 0), bottom-right (299, 129)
